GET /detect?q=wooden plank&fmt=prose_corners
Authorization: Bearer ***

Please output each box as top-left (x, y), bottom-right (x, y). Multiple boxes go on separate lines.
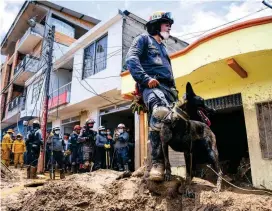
top-left (134, 112), bottom-right (140, 169)
top-left (227, 58), bottom-right (248, 78)
top-left (140, 111), bottom-right (145, 166)
top-left (54, 31), bottom-right (76, 47)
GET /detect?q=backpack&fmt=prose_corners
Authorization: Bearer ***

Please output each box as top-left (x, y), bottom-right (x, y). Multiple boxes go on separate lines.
top-left (26, 129), bottom-right (40, 150)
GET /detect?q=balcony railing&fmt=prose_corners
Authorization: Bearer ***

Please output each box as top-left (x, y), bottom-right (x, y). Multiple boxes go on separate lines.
top-left (49, 82), bottom-right (71, 109)
top-left (18, 23), bottom-right (44, 47)
top-left (8, 95), bottom-right (22, 111)
top-left (14, 55), bottom-right (40, 75)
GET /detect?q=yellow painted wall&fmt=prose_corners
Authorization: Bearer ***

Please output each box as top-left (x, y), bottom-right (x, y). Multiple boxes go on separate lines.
top-left (171, 22), bottom-right (272, 79)
top-left (121, 22), bottom-right (272, 96)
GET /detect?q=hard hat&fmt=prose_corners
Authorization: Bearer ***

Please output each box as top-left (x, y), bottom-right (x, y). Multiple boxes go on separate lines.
top-left (98, 126), bottom-right (106, 131)
top-left (86, 118), bottom-right (95, 124)
top-left (33, 120), bottom-right (40, 124)
top-left (74, 125), bottom-right (81, 130)
top-left (7, 129), bottom-right (14, 133)
top-left (117, 123), bottom-right (125, 128)
top-left (16, 133), bottom-right (23, 137)
top-left (52, 127), bottom-right (60, 131)
top-left (146, 11), bottom-right (174, 27)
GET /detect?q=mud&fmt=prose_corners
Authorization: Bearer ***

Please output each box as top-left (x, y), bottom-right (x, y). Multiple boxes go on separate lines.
top-left (2, 169), bottom-right (272, 211)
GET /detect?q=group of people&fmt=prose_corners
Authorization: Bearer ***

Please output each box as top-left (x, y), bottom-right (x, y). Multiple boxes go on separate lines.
top-left (1, 129), bottom-right (26, 169)
top-left (1, 118), bottom-right (134, 179)
top-left (44, 119), bottom-right (134, 177)
top-left (1, 120), bottom-right (44, 179)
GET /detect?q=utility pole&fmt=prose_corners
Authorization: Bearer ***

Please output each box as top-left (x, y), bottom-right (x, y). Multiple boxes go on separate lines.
top-left (37, 25), bottom-right (55, 173)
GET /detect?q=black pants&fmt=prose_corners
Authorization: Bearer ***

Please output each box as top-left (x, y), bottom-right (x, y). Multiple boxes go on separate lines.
top-left (94, 147), bottom-right (106, 169)
top-left (142, 86), bottom-right (176, 165)
top-left (26, 149), bottom-right (40, 167)
top-left (50, 151), bottom-right (63, 170)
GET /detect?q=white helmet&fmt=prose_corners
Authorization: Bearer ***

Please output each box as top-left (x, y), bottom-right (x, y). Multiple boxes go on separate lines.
top-left (98, 126), bottom-right (105, 131)
top-left (33, 120), bottom-right (40, 124)
top-left (52, 127), bottom-right (60, 132)
top-left (117, 123), bottom-right (125, 128)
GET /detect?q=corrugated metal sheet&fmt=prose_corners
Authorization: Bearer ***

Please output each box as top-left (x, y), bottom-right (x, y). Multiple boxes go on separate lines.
top-left (205, 93), bottom-right (242, 110)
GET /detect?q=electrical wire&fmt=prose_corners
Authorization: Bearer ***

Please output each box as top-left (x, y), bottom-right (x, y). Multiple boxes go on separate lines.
top-left (175, 7), bottom-right (268, 41)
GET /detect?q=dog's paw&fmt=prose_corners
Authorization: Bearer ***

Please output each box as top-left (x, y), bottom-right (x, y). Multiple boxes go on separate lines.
top-left (183, 187), bottom-right (195, 198)
top-left (212, 187), bottom-right (220, 193)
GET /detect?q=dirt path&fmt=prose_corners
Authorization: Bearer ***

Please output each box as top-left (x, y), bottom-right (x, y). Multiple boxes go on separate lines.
top-left (2, 169), bottom-right (272, 211)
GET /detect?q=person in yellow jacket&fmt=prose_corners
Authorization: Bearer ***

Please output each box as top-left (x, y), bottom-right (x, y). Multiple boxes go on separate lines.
top-left (12, 133), bottom-right (26, 169)
top-left (1, 129), bottom-right (14, 167)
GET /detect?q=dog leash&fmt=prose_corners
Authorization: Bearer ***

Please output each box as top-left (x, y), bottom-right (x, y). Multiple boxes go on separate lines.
top-left (206, 165), bottom-right (272, 195)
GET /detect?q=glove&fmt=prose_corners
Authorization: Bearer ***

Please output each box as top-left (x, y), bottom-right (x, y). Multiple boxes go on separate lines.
top-left (104, 144), bottom-right (111, 149)
top-left (64, 150), bottom-right (71, 156)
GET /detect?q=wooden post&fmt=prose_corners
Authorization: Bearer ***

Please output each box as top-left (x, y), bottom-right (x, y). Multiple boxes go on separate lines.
top-left (139, 111), bottom-right (145, 166)
top-left (134, 112), bottom-right (140, 170)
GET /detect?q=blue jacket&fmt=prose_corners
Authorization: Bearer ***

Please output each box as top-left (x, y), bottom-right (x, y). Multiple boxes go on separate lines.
top-left (125, 33), bottom-right (176, 93)
top-left (96, 134), bottom-right (108, 147)
top-left (114, 132), bottom-right (129, 149)
top-left (47, 134), bottom-right (64, 152)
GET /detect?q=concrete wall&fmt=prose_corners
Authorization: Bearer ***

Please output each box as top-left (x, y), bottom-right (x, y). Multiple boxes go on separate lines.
top-left (241, 81), bottom-right (272, 189)
top-left (70, 19), bottom-right (123, 105)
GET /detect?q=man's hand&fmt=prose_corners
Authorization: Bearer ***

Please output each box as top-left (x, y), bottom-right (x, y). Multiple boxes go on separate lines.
top-left (148, 78), bottom-right (160, 88)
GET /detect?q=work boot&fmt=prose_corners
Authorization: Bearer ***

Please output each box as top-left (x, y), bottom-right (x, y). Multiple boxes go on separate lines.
top-left (149, 163), bottom-right (165, 181)
top-left (27, 166), bottom-right (31, 179)
top-left (30, 166), bottom-right (37, 179)
top-left (150, 106), bottom-right (171, 131)
top-left (124, 164), bottom-right (130, 172)
top-left (60, 169), bottom-right (65, 179)
top-left (71, 164), bottom-right (76, 174)
top-left (14, 164), bottom-right (18, 169)
top-left (20, 164), bottom-right (24, 170)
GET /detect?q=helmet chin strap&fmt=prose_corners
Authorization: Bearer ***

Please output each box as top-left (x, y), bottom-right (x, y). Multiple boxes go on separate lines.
top-left (158, 31), bottom-right (164, 40)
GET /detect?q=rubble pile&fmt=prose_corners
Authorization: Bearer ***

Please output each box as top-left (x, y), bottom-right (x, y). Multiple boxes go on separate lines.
top-left (4, 169), bottom-right (272, 211)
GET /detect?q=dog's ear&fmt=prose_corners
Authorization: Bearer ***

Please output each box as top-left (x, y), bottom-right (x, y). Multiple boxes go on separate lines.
top-left (186, 82), bottom-right (196, 97)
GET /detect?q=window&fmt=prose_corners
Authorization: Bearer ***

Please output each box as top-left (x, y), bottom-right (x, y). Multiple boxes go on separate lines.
top-left (51, 17), bottom-right (75, 38)
top-left (31, 79), bottom-right (44, 104)
top-left (95, 35), bottom-right (108, 73)
top-left (82, 35), bottom-right (108, 79)
top-left (256, 101), bottom-right (272, 159)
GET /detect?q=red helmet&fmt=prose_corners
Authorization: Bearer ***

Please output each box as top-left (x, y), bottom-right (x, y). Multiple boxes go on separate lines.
top-left (74, 125), bottom-right (81, 130)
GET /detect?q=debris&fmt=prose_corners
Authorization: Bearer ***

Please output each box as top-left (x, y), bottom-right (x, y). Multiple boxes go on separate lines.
top-left (2, 169), bottom-right (271, 211)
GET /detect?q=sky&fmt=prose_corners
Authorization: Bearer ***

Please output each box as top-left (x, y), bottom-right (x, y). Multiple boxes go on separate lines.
top-left (0, 0), bottom-right (271, 63)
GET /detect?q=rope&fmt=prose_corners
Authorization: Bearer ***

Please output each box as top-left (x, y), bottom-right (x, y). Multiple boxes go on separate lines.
top-left (206, 165), bottom-right (272, 195)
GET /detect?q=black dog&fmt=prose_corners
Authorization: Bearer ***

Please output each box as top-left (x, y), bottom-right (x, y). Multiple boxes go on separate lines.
top-left (160, 82), bottom-right (222, 193)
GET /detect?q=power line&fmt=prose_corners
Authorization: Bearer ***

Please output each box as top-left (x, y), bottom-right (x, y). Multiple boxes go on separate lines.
top-left (175, 7), bottom-right (268, 40)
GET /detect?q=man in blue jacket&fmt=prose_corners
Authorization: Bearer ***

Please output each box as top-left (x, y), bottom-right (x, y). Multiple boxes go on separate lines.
top-left (126, 11), bottom-right (178, 181)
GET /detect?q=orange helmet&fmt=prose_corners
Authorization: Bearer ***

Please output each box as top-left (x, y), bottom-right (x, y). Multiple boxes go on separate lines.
top-left (74, 125), bottom-right (81, 130)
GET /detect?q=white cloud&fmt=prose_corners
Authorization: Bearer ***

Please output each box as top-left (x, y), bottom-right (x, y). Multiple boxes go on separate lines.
top-left (171, 0), bottom-right (271, 43)
top-left (0, 0), bottom-right (24, 41)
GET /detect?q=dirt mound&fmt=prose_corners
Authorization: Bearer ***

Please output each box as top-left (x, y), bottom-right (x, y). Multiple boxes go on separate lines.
top-left (5, 170), bottom-right (272, 211)
top-left (1, 166), bottom-right (21, 189)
